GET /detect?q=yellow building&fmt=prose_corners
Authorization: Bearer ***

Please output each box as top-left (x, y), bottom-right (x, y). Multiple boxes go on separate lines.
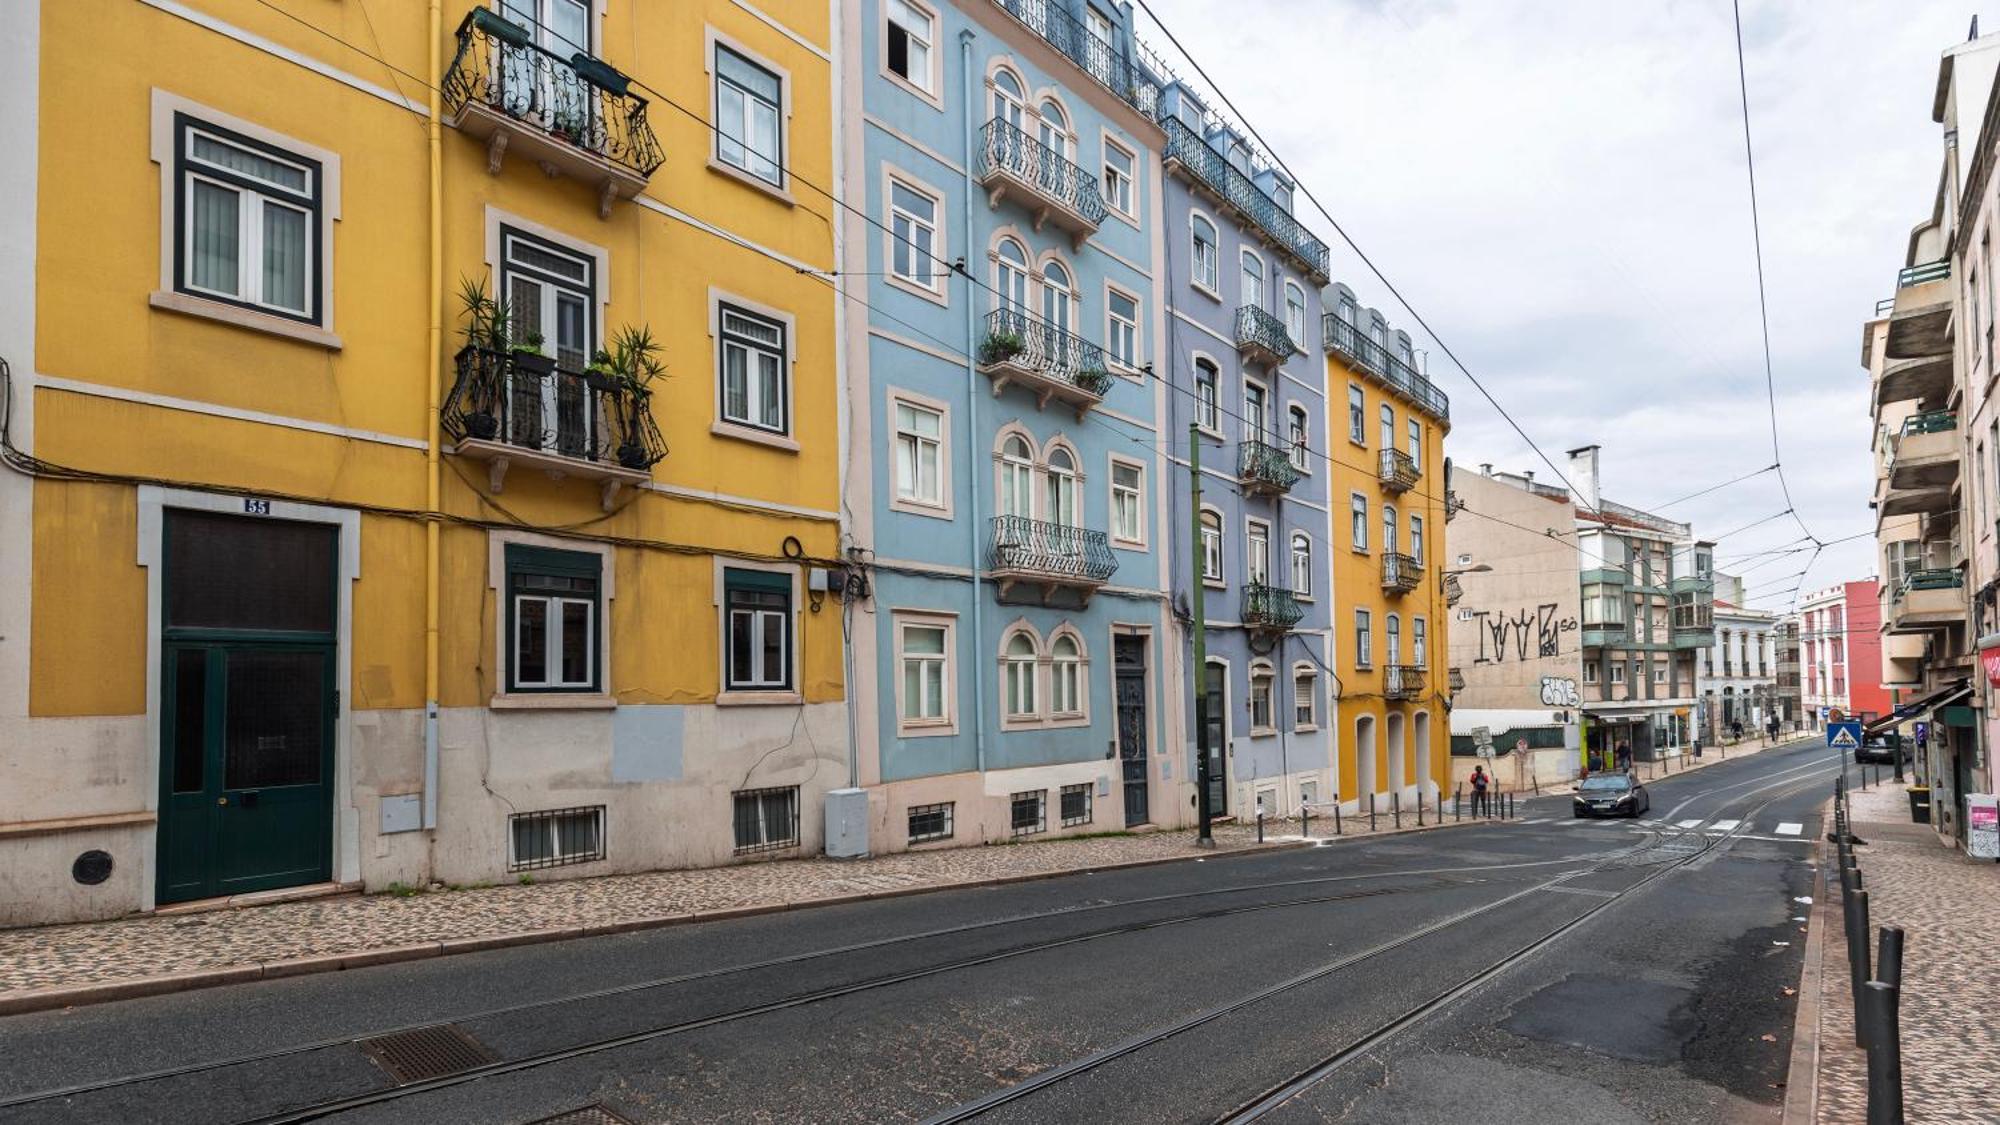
top-left (1321, 286), bottom-right (1452, 814)
top-left (1, 0), bottom-right (846, 925)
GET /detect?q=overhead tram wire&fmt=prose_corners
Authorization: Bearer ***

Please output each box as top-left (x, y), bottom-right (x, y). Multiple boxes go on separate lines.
top-left (1646, 463), bottom-right (1777, 510)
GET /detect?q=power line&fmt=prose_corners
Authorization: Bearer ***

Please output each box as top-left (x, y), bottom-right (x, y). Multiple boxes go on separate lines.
top-left (1646, 463), bottom-right (1778, 510)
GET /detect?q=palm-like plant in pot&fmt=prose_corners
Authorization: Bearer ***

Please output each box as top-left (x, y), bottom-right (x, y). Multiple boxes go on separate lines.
top-left (454, 277), bottom-right (514, 440)
top-left (605, 324), bottom-right (665, 470)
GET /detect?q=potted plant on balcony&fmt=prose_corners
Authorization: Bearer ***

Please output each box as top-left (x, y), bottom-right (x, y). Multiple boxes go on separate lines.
top-left (581, 349), bottom-right (617, 392)
top-left (978, 327), bottom-right (1026, 365)
top-left (454, 277), bottom-right (513, 440)
top-left (511, 330), bottom-right (555, 377)
top-left (1075, 365), bottom-right (1113, 396)
top-left (605, 324), bottom-right (665, 470)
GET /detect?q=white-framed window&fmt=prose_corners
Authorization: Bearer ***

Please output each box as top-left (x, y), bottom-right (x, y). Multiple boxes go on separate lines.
top-left (1044, 444), bottom-right (1079, 527)
top-left (1191, 214), bottom-right (1218, 291)
top-left (1196, 358), bottom-right (1221, 431)
top-left (1413, 617), bottom-right (1427, 663)
top-left (1241, 249), bottom-right (1265, 308)
top-left (1382, 504), bottom-right (1398, 555)
top-left (1407, 418), bottom-right (1422, 468)
top-left (1386, 614), bottom-right (1402, 665)
top-left (1244, 381), bottom-right (1268, 443)
top-left (1103, 136), bottom-right (1136, 218)
top-left (892, 395), bottom-right (946, 511)
top-left (1284, 282), bottom-right (1307, 347)
top-left (1379, 403), bottom-right (1394, 451)
top-left (889, 175), bottom-right (942, 293)
top-left (1293, 666), bottom-right (1317, 730)
top-left (1348, 385), bottom-right (1366, 444)
top-left (733, 786), bottom-right (800, 853)
top-left (499, 227), bottom-right (597, 440)
top-left (991, 66), bottom-right (1026, 127)
top-left (1004, 630), bottom-right (1038, 719)
top-left (998, 432), bottom-right (1035, 517)
top-left (1037, 97), bottom-right (1072, 160)
top-left (1041, 258), bottom-right (1077, 334)
top-left (174, 116), bottom-right (322, 322)
top-left (1355, 609), bottom-right (1372, 668)
top-left (895, 613), bottom-right (953, 731)
top-left (1246, 520), bottom-right (1271, 585)
top-left (884, 0), bottom-right (937, 95)
top-left (908, 802), bottom-right (954, 843)
top-left (715, 43), bottom-right (784, 185)
top-left (724, 567), bottom-right (793, 691)
top-left (1584, 662), bottom-right (1599, 685)
top-left (1350, 493), bottom-right (1369, 552)
top-left (1290, 532), bottom-right (1312, 597)
top-left (1653, 665), bottom-right (1668, 686)
top-left (508, 806), bottom-right (605, 871)
top-left (1111, 459), bottom-right (1144, 545)
top-left (1107, 286), bottom-right (1140, 369)
top-left (1288, 405), bottom-right (1310, 471)
top-left (1060, 782), bottom-right (1093, 827)
top-left (1409, 515), bottom-right (1424, 561)
top-left (719, 303), bottom-right (788, 434)
top-left (1200, 509), bottom-right (1224, 583)
top-left (1611, 663), bottom-right (1626, 685)
top-left (506, 545), bottom-right (601, 692)
top-left (1050, 632), bottom-right (1084, 717)
top-left (1249, 663), bottom-right (1275, 734)
top-left (995, 236), bottom-right (1029, 312)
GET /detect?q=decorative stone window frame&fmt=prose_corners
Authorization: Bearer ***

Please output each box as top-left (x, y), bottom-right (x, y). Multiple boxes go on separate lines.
top-left (998, 619), bottom-right (1046, 730)
top-left (487, 529), bottom-right (617, 710)
top-left (708, 286), bottom-right (801, 452)
top-left (1192, 350), bottom-right (1224, 438)
top-left (714, 555), bottom-right (804, 706)
top-left (705, 25), bottom-right (797, 203)
top-left (1104, 278), bottom-right (1143, 375)
top-left (1044, 623), bottom-right (1091, 728)
top-left (1188, 208), bottom-right (1222, 301)
top-left (880, 0), bottom-right (945, 112)
top-left (1100, 127), bottom-right (1140, 227)
top-left (1107, 452), bottom-right (1147, 550)
top-left (1248, 659), bottom-right (1276, 737)
top-left (883, 163), bottom-right (951, 305)
top-left (887, 385), bottom-right (953, 519)
top-left (891, 608), bottom-right (958, 737)
top-left (1199, 502), bottom-right (1227, 589)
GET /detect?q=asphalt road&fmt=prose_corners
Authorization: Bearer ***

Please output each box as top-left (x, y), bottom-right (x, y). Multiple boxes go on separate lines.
top-left (0, 740), bottom-right (1841, 1125)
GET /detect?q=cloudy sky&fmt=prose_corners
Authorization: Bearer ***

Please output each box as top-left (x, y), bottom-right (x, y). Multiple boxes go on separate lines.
top-left (1141, 0), bottom-right (1976, 612)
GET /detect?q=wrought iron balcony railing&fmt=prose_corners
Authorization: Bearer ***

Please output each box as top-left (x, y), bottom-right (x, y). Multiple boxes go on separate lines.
top-left (990, 0), bottom-right (1158, 116)
top-left (977, 308), bottom-right (1114, 414)
top-left (1444, 572), bottom-right (1464, 606)
top-left (443, 10), bottom-right (664, 193)
top-left (442, 346), bottom-right (666, 498)
top-left (1385, 665), bottom-right (1425, 701)
top-left (1321, 314), bottom-right (1450, 422)
top-left (1445, 490), bottom-right (1464, 521)
top-left (1161, 116), bottom-right (1329, 281)
top-left (1234, 304), bottom-right (1294, 365)
top-left (1897, 259), bottom-right (1950, 287)
top-left (989, 515), bottom-right (1118, 601)
top-left (1901, 410), bottom-right (1957, 435)
top-left (977, 117), bottom-right (1107, 239)
top-left (1447, 667), bottom-right (1465, 692)
top-left (1382, 552), bottom-right (1422, 594)
top-left (1242, 581), bottom-right (1304, 633)
top-left (1378, 448), bottom-right (1420, 493)
top-left (1238, 438), bottom-right (1302, 495)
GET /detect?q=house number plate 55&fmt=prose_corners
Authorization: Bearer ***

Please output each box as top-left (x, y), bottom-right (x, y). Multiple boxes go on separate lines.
top-left (243, 498), bottom-right (272, 515)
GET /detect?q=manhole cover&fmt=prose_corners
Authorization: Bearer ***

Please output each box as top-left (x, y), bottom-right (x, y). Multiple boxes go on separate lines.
top-left (356, 1023), bottom-right (496, 1084)
top-left (524, 1106), bottom-right (638, 1125)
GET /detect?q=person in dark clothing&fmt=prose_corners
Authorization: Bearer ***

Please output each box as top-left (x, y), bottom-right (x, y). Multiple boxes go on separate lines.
top-left (1766, 716), bottom-right (1779, 744)
top-left (1470, 765), bottom-right (1491, 816)
top-left (1615, 741), bottom-right (1632, 770)
top-left (1731, 720), bottom-right (1745, 743)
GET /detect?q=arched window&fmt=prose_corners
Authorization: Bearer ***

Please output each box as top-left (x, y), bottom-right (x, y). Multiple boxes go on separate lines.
top-left (999, 433), bottom-right (1035, 518)
top-left (1284, 282), bottom-right (1307, 346)
top-left (1050, 633), bottom-right (1082, 716)
top-left (1378, 403), bottom-right (1394, 451)
top-left (1396, 336), bottom-right (1415, 367)
top-left (1409, 514), bottom-right (1424, 561)
top-left (1038, 99), bottom-right (1070, 159)
top-left (1288, 405), bottom-right (1309, 471)
top-left (1248, 660), bottom-right (1275, 732)
top-left (1044, 445), bottom-right (1078, 527)
top-left (1040, 258), bottom-right (1074, 335)
top-left (1199, 509), bottom-right (1223, 582)
top-left (1004, 631), bottom-right (1038, 718)
top-left (1240, 250), bottom-right (1265, 309)
top-left (1382, 503), bottom-right (1398, 554)
top-left (995, 237), bottom-right (1028, 314)
top-left (1191, 214), bottom-right (1218, 290)
top-left (991, 68), bottom-right (1025, 130)
top-left (1413, 617), bottom-right (1427, 664)
top-left (1337, 296), bottom-right (1357, 325)
top-left (1290, 532), bottom-right (1312, 597)
top-left (1386, 614), bottom-right (1402, 664)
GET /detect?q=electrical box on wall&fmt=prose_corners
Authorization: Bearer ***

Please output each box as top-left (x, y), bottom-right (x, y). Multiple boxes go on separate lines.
top-left (824, 788), bottom-right (869, 859)
top-left (380, 793), bottom-right (422, 834)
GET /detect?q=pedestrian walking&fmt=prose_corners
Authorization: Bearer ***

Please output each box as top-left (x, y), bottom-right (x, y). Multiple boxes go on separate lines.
top-left (1731, 720), bottom-right (1744, 743)
top-left (1765, 716), bottom-right (1778, 745)
top-left (1615, 741), bottom-right (1632, 771)
top-left (1470, 765), bottom-right (1491, 816)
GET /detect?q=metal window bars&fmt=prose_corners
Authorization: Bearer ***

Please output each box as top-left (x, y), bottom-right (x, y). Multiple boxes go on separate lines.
top-left (977, 117), bottom-right (1109, 227)
top-left (507, 806), bottom-right (606, 871)
top-left (732, 786), bottom-right (800, 854)
top-left (443, 346), bottom-right (666, 471)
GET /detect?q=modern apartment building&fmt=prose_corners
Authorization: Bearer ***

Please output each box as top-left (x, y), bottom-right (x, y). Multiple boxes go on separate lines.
top-left (1698, 579), bottom-right (1780, 741)
top-left (1775, 620), bottom-right (1803, 736)
top-left (1798, 581), bottom-right (1890, 724)
top-left (1325, 287), bottom-right (1452, 812)
top-left (1, 0), bottom-right (847, 926)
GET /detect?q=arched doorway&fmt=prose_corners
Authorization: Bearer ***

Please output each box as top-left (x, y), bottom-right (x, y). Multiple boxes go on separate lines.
top-left (1385, 711), bottom-right (1406, 804)
top-left (1411, 710), bottom-right (1432, 800)
top-left (1353, 713), bottom-right (1376, 811)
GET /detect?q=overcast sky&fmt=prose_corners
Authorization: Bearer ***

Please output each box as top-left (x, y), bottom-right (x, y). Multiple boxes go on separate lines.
top-left (1141, 0), bottom-right (1977, 612)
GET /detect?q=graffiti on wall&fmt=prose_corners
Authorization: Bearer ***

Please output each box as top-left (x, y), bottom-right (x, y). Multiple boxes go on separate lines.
top-left (1469, 604), bottom-right (1578, 664)
top-left (1539, 676), bottom-right (1580, 707)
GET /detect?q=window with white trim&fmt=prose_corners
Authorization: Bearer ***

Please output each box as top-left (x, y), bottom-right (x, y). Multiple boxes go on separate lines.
top-left (1244, 381), bottom-right (1268, 443)
top-left (1011, 789), bottom-right (1046, 835)
top-left (885, 0), bottom-right (935, 93)
top-left (1241, 250), bottom-right (1265, 308)
top-left (1246, 520), bottom-right (1270, 585)
top-left (1111, 460), bottom-right (1144, 545)
top-left (1386, 614), bottom-right (1402, 665)
top-left (890, 177), bottom-right (941, 292)
top-left (1196, 358), bottom-right (1221, 431)
top-left (1293, 667), bottom-right (1317, 729)
top-left (1050, 633), bottom-right (1083, 716)
top-left (1350, 493), bottom-right (1369, 552)
top-left (1284, 282), bottom-right (1307, 346)
top-left (508, 806), bottom-right (604, 871)
top-left (724, 568), bottom-right (792, 691)
top-left (1611, 663), bottom-right (1626, 685)
top-left (893, 398), bottom-right (945, 508)
top-left (502, 228), bottom-right (594, 372)
top-left (1192, 214), bottom-right (1218, 290)
top-left (1413, 617), bottom-right (1427, 664)
top-left (719, 304), bottom-right (788, 435)
top-left (897, 615), bottom-right (951, 729)
top-left (174, 115), bottom-right (322, 322)
top-left (1409, 514), bottom-right (1424, 561)
top-left (1379, 403), bottom-right (1394, 452)
top-left (1107, 287), bottom-right (1139, 369)
top-left (1348, 385), bottom-right (1365, 444)
top-left (1584, 662), bottom-right (1599, 685)
top-left (1103, 137), bottom-right (1135, 218)
top-left (1289, 405), bottom-right (1309, 471)
top-left (506, 545), bottom-right (601, 693)
top-left (1249, 664), bottom-right (1274, 733)
top-left (1407, 418), bottom-right (1422, 469)
top-left (716, 44), bottom-right (783, 185)
top-left (1290, 532), bottom-right (1312, 597)
top-left (1004, 631), bottom-right (1038, 718)
top-left (1355, 609), bottom-right (1372, 668)
top-left (1200, 509), bottom-right (1224, 583)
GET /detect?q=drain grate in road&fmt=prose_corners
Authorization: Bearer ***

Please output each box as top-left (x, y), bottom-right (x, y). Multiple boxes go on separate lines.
top-left (523, 1106), bottom-right (638, 1125)
top-left (356, 1023), bottom-right (496, 1084)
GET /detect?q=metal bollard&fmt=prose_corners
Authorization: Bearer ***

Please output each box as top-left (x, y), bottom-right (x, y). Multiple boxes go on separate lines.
top-left (1508, 793), bottom-right (1515, 820)
top-left (1333, 799), bottom-right (1342, 836)
top-left (1862, 981), bottom-right (1905, 1125)
top-left (1418, 790), bottom-right (1426, 826)
top-left (1370, 793), bottom-right (1377, 832)
top-left (1455, 784), bottom-right (1463, 821)
top-left (1847, 889), bottom-right (1872, 1046)
top-left (1257, 809), bottom-right (1265, 843)
top-left (1876, 926), bottom-right (1904, 990)
top-left (1393, 791), bottom-right (1402, 829)
top-left (1302, 804), bottom-right (1311, 840)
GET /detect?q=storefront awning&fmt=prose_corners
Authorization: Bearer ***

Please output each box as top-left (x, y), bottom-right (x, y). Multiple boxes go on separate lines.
top-left (1864, 682), bottom-right (1972, 734)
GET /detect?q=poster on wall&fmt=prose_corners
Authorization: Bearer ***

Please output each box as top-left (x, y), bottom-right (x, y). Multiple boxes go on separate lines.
top-left (1969, 795), bottom-right (1999, 861)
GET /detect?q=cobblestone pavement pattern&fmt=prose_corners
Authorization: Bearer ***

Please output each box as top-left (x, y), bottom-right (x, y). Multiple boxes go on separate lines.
top-left (0, 814), bottom-right (1452, 995)
top-left (1814, 780), bottom-right (2000, 1124)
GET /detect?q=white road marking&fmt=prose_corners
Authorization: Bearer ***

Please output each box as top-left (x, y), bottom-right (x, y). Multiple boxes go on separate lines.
top-left (1710, 819), bottom-right (1742, 832)
top-left (1677, 819), bottom-right (1704, 829)
top-left (1776, 822), bottom-right (1803, 836)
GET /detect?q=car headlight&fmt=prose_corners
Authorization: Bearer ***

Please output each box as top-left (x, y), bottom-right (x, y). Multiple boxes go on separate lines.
top-left (1615, 794), bottom-right (1634, 803)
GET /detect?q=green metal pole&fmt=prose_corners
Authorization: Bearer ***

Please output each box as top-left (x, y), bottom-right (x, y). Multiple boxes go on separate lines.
top-left (1191, 424), bottom-right (1214, 847)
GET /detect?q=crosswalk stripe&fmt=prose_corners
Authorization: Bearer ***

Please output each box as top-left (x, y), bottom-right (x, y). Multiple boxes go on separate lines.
top-left (1776, 823), bottom-right (1803, 836)
top-left (1710, 819), bottom-right (1741, 831)
top-left (1677, 819), bottom-right (1703, 829)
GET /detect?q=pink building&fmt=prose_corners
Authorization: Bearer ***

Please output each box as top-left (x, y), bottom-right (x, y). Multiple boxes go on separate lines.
top-left (1797, 580), bottom-right (1889, 722)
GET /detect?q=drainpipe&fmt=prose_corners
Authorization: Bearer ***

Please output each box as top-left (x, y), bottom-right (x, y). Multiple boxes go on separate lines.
top-left (960, 28), bottom-right (986, 773)
top-left (423, 0), bottom-right (443, 831)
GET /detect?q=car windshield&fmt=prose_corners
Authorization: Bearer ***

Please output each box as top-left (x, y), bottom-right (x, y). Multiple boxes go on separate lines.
top-left (1863, 735), bottom-right (1899, 748)
top-left (1579, 775), bottom-right (1630, 792)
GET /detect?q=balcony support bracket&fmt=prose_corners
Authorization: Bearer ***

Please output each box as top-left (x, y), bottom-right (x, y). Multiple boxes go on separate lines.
top-left (598, 180), bottom-right (618, 221)
top-left (485, 129), bottom-right (508, 176)
top-left (487, 456), bottom-right (509, 495)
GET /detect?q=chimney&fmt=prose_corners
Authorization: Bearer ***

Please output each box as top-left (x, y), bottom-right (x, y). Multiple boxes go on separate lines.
top-left (1479, 463), bottom-right (1493, 476)
top-left (1567, 444), bottom-right (1601, 510)
top-left (1523, 471), bottom-right (1534, 484)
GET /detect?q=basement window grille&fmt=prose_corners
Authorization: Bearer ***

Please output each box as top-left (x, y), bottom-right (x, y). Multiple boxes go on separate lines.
top-left (1011, 789), bottom-right (1046, 836)
top-left (907, 802), bottom-right (954, 843)
top-left (1060, 783), bottom-right (1092, 827)
top-left (733, 786), bottom-right (800, 854)
top-left (508, 806), bottom-right (605, 871)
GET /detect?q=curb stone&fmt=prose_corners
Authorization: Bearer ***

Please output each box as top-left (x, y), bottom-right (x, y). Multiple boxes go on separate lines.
top-left (1780, 804), bottom-right (1833, 1125)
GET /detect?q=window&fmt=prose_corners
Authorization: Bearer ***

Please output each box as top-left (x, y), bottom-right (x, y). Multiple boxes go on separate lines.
top-left (1011, 790), bottom-right (1047, 835)
top-left (1386, 614), bottom-right (1402, 665)
top-left (506, 545), bottom-right (601, 693)
top-left (999, 433), bottom-right (1034, 517)
top-left (1243, 383), bottom-right (1269, 443)
top-left (1348, 386), bottom-right (1365, 444)
top-left (1653, 665), bottom-right (1668, 686)
top-left (1355, 609), bottom-right (1373, 667)
top-left (1409, 515), bottom-right (1424, 561)
top-left (1041, 259), bottom-right (1075, 334)
top-left (502, 227), bottom-right (594, 373)
top-left (1249, 665), bottom-right (1275, 732)
top-left (1050, 634), bottom-right (1083, 716)
top-left (890, 177), bottom-right (940, 292)
top-left (1581, 583), bottom-right (1625, 624)
top-left (1200, 509), bottom-right (1224, 583)
top-left (1290, 533), bottom-right (1312, 597)
top-left (1004, 631), bottom-right (1038, 718)
top-left (715, 45), bottom-right (783, 185)
top-left (907, 802), bottom-right (954, 843)
top-left (1288, 406), bottom-right (1309, 471)
top-left (1037, 98), bottom-right (1071, 160)
top-left (1192, 214), bottom-right (1218, 291)
top-left (508, 806), bottom-right (605, 871)
top-left (1111, 460), bottom-right (1144, 544)
top-left (992, 67), bottom-right (1025, 127)
top-left (1284, 282), bottom-right (1307, 347)
top-left (174, 115), bottom-right (322, 322)
top-left (1413, 617), bottom-right (1427, 663)
top-left (995, 237), bottom-right (1029, 312)
top-left (1294, 667), bottom-right (1317, 729)
top-left (893, 398), bottom-right (945, 509)
top-left (1584, 663), bottom-right (1599, 685)
top-left (1397, 337), bottom-right (1415, 367)
top-left (1108, 288), bottom-right (1140, 369)
top-left (1407, 419), bottom-right (1422, 469)
top-left (732, 786), bottom-right (800, 853)
top-left (1196, 358), bottom-right (1221, 431)
top-left (1379, 404), bottom-right (1394, 452)
top-left (719, 304), bottom-right (788, 434)
top-left (1611, 663), bottom-right (1626, 685)
top-left (1338, 297), bottom-right (1357, 325)
top-left (1241, 250), bottom-right (1265, 308)
top-left (884, 0), bottom-right (934, 93)
top-left (724, 568), bottom-right (792, 691)
top-left (1382, 504), bottom-right (1398, 556)
top-left (1044, 446), bottom-right (1078, 527)
top-left (1103, 138), bottom-right (1135, 218)
top-left (1060, 783), bottom-right (1093, 827)
top-left (1350, 494), bottom-right (1369, 552)
top-left (1246, 520), bottom-right (1270, 584)
top-left (897, 616), bottom-right (951, 728)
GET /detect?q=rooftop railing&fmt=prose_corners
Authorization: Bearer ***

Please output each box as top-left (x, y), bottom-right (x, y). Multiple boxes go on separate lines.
top-left (1162, 116), bottom-right (1329, 280)
top-left (990, 0), bottom-right (1158, 116)
top-left (1897, 259), bottom-right (1950, 287)
top-left (1321, 314), bottom-right (1450, 422)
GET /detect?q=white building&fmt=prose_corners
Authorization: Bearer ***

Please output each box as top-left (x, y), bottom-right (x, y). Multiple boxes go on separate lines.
top-left (1698, 576), bottom-right (1779, 742)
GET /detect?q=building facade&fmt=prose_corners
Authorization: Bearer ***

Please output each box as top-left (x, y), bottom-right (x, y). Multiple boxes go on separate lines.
top-left (3, 0), bottom-right (847, 926)
top-left (1798, 581), bottom-right (1890, 725)
top-left (1775, 620), bottom-right (1803, 735)
top-left (1697, 576), bottom-right (1780, 742)
top-left (1324, 287), bottom-right (1452, 813)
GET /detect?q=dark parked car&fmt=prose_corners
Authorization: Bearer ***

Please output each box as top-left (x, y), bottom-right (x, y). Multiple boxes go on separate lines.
top-left (1574, 771), bottom-right (1650, 818)
top-left (1853, 733), bottom-right (1908, 766)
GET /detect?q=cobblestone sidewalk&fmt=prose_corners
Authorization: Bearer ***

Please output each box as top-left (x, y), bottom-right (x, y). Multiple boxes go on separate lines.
top-left (1812, 782), bottom-right (2000, 1124)
top-left (0, 813), bottom-right (1465, 1002)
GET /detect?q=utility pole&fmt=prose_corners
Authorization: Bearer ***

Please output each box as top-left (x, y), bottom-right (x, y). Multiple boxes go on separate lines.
top-left (1190, 424), bottom-right (1214, 847)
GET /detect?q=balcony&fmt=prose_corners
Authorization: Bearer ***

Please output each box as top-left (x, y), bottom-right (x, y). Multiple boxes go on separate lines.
top-left (1445, 490), bottom-right (1464, 521)
top-left (1874, 353), bottom-right (1952, 409)
top-left (1883, 259), bottom-right (1952, 360)
top-left (1888, 412), bottom-right (1960, 492)
top-left (1321, 314), bottom-right (1450, 423)
top-left (1444, 572), bottom-right (1464, 607)
top-left (988, 515), bottom-right (1118, 604)
top-left (1447, 667), bottom-right (1465, 693)
top-left (1161, 116), bottom-right (1329, 282)
top-left (1581, 623), bottom-right (1626, 647)
top-left (1381, 553), bottom-right (1423, 595)
top-left (976, 118), bottom-right (1107, 249)
top-left (1238, 438), bottom-right (1301, 497)
top-left (442, 345), bottom-right (664, 509)
top-left (1378, 448), bottom-right (1421, 494)
top-left (1384, 665), bottom-right (1426, 702)
top-left (442, 9), bottom-right (663, 219)
top-left (1671, 605), bottom-right (1714, 648)
top-left (990, 0), bottom-right (1157, 116)
top-left (1242, 581), bottom-right (1305, 636)
top-left (976, 309), bottom-right (1114, 419)
top-left (1234, 305), bottom-right (1294, 367)
top-left (1886, 567), bottom-right (1965, 631)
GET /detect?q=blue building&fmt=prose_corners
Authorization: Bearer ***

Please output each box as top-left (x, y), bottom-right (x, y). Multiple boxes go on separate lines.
top-left (1153, 81), bottom-right (1338, 822)
top-left (840, 0), bottom-right (1179, 847)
